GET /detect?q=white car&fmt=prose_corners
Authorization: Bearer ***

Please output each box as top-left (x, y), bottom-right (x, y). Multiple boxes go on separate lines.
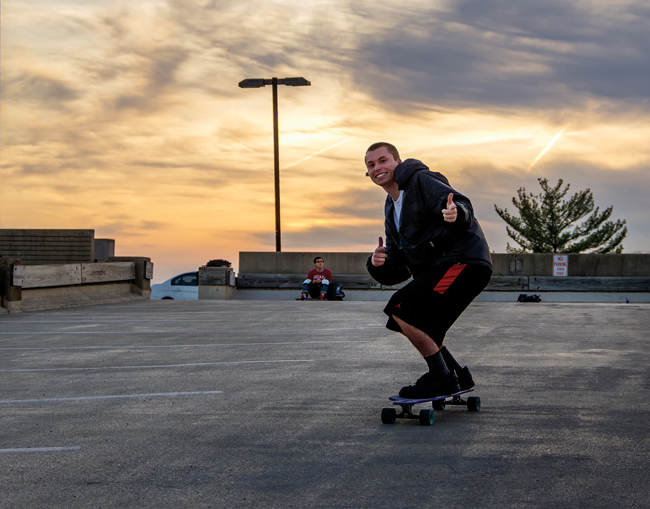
top-left (150, 272), bottom-right (198, 300)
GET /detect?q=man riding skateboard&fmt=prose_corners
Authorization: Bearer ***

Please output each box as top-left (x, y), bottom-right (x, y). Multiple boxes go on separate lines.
top-left (365, 142), bottom-right (493, 399)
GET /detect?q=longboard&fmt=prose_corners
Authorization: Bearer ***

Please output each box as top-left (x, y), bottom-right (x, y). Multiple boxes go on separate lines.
top-left (382, 388), bottom-right (480, 426)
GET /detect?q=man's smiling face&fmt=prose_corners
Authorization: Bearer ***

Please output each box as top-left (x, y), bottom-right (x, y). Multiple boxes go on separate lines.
top-left (365, 147), bottom-right (401, 189)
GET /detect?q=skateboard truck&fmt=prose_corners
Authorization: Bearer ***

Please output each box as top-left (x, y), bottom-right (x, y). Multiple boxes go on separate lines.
top-left (383, 404), bottom-right (435, 426)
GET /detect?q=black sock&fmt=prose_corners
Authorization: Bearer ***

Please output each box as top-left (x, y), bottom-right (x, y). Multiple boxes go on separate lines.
top-left (440, 346), bottom-right (462, 372)
top-left (424, 351), bottom-right (450, 377)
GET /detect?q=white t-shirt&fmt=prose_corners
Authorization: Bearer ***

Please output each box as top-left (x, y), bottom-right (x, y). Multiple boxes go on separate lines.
top-left (393, 190), bottom-right (404, 231)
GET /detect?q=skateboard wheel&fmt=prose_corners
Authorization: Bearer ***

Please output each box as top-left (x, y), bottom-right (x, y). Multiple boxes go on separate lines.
top-left (467, 397), bottom-right (481, 412)
top-left (419, 409), bottom-right (434, 426)
top-left (432, 400), bottom-right (446, 411)
top-left (381, 408), bottom-right (397, 424)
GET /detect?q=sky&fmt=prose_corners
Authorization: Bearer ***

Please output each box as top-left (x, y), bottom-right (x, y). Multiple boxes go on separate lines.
top-left (2, 0), bottom-right (649, 283)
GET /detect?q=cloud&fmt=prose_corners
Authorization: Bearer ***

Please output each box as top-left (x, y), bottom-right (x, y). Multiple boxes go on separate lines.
top-left (252, 223), bottom-right (382, 251)
top-left (321, 186), bottom-right (388, 220)
top-left (3, 71), bottom-right (81, 106)
top-left (97, 218), bottom-right (169, 237)
top-left (346, 0), bottom-right (650, 113)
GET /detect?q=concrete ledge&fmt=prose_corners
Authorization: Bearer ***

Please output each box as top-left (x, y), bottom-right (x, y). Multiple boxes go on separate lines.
top-left (14, 282), bottom-right (148, 313)
top-left (18, 292), bottom-right (147, 313)
top-left (21, 281), bottom-right (133, 301)
top-left (237, 273), bottom-right (382, 289)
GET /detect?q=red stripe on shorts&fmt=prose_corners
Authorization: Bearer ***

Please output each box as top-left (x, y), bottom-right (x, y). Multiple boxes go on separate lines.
top-left (433, 263), bottom-right (467, 294)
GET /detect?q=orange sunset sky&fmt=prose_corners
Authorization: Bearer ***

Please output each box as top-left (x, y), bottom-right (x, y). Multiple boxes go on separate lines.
top-left (2, 0), bottom-right (649, 283)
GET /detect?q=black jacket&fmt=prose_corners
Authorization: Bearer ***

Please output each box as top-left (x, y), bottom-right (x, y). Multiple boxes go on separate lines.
top-left (367, 159), bottom-right (492, 286)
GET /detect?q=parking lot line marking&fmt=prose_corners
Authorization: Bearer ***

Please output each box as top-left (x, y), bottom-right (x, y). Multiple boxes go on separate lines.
top-left (0, 391), bottom-right (224, 404)
top-left (0, 327), bottom-right (382, 335)
top-left (0, 340), bottom-right (370, 351)
top-left (1, 319), bottom-right (237, 323)
top-left (0, 447), bottom-right (81, 453)
top-left (0, 359), bottom-right (314, 373)
top-left (34, 307), bottom-right (309, 316)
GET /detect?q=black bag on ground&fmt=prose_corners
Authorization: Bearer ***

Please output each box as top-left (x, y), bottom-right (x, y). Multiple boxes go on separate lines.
top-left (518, 294), bottom-right (542, 302)
top-left (326, 282), bottom-right (345, 301)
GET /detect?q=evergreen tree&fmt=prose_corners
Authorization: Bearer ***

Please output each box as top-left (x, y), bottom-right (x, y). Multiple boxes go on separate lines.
top-left (494, 178), bottom-right (627, 253)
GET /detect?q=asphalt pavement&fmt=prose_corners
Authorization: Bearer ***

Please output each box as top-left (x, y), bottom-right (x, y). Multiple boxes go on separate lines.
top-left (1, 299), bottom-right (648, 508)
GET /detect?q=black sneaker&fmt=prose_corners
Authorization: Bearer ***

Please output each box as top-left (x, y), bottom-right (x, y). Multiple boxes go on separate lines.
top-left (456, 366), bottom-right (475, 391)
top-left (398, 372), bottom-right (461, 399)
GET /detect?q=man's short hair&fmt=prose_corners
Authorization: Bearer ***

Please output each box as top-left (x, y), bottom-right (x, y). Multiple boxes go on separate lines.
top-left (366, 142), bottom-right (400, 161)
top-left (314, 256), bottom-right (324, 263)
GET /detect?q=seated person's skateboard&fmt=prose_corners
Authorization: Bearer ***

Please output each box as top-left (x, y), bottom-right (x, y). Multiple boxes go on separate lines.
top-left (382, 389), bottom-right (480, 426)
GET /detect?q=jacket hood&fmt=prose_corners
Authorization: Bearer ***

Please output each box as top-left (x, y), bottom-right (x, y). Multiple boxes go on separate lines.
top-left (395, 159), bottom-right (450, 190)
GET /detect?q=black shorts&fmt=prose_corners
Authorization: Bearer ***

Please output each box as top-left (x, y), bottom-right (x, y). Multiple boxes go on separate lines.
top-left (383, 262), bottom-right (492, 346)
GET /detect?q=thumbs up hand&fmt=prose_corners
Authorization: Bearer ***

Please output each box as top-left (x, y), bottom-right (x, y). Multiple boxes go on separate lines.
top-left (442, 193), bottom-right (457, 223)
top-left (371, 237), bottom-right (387, 267)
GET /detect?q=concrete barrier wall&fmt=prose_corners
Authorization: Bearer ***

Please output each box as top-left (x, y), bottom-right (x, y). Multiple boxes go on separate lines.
top-left (239, 252), bottom-right (650, 277)
top-left (95, 239), bottom-right (115, 262)
top-left (235, 252), bottom-right (650, 301)
top-left (0, 229), bottom-right (95, 264)
top-left (0, 257), bottom-right (153, 313)
top-left (239, 252), bottom-right (370, 275)
top-left (492, 253), bottom-right (650, 276)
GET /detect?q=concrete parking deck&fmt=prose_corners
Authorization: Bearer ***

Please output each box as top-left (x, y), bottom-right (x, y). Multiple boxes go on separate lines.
top-left (1, 300), bottom-right (648, 508)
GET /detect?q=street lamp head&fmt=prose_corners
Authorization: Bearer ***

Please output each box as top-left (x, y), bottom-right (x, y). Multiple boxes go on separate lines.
top-left (239, 78), bottom-right (266, 88)
top-left (283, 77), bottom-right (311, 87)
top-left (239, 77), bottom-right (310, 88)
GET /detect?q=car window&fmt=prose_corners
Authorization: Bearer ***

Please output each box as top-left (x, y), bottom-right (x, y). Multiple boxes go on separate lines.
top-left (171, 272), bottom-right (198, 286)
top-left (183, 274), bottom-right (198, 286)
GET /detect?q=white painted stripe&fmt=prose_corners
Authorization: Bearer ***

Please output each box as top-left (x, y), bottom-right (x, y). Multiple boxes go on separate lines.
top-left (0, 447), bottom-right (81, 453)
top-left (0, 331), bottom-right (237, 334)
top-left (0, 359), bottom-right (314, 373)
top-left (2, 319), bottom-right (238, 323)
top-left (0, 327), bottom-right (381, 335)
top-left (42, 307), bottom-right (296, 315)
top-left (0, 340), bottom-right (370, 351)
top-left (0, 391), bottom-right (223, 404)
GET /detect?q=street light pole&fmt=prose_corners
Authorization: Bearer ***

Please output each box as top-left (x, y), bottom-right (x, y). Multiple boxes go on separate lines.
top-left (271, 78), bottom-right (281, 252)
top-left (239, 76), bottom-right (311, 252)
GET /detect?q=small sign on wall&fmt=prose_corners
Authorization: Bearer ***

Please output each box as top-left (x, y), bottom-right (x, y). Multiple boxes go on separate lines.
top-left (553, 254), bottom-right (569, 277)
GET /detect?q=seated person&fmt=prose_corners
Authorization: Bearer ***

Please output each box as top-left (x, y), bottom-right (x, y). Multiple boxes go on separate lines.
top-left (300, 257), bottom-right (333, 300)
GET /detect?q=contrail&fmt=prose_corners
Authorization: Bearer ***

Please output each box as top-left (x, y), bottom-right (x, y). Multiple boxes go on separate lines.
top-left (283, 136), bottom-right (357, 170)
top-left (528, 129), bottom-right (565, 171)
